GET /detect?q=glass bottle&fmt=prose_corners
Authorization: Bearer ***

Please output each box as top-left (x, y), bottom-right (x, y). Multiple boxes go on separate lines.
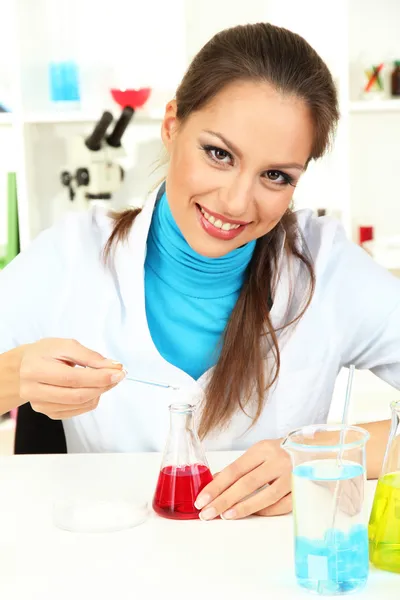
top-left (368, 400), bottom-right (400, 573)
top-left (46, 0), bottom-right (81, 111)
top-left (153, 403), bottom-right (213, 520)
top-left (391, 61), bottom-right (400, 97)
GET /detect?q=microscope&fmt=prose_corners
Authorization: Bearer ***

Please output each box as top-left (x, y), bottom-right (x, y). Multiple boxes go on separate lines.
top-left (60, 106), bottom-right (134, 210)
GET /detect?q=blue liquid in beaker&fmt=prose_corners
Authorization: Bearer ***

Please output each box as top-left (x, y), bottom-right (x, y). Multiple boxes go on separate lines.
top-left (293, 461), bottom-right (368, 595)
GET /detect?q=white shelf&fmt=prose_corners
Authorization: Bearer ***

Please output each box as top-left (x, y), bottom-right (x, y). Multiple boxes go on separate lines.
top-left (23, 109), bottom-right (164, 125)
top-left (0, 112), bottom-right (12, 125)
top-left (350, 99), bottom-right (400, 113)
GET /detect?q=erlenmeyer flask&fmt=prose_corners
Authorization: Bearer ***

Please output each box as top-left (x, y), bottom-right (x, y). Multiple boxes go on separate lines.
top-left (369, 400), bottom-right (400, 573)
top-left (153, 403), bottom-right (213, 520)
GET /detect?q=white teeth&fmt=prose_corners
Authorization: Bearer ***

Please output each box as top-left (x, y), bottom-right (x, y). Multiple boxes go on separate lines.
top-left (199, 206), bottom-right (243, 231)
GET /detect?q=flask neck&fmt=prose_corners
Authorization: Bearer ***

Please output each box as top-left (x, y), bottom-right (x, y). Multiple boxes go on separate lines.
top-left (161, 403), bottom-right (207, 469)
top-left (381, 401), bottom-right (400, 475)
top-left (169, 404), bottom-right (195, 432)
top-left (391, 400), bottom-right (400, 435)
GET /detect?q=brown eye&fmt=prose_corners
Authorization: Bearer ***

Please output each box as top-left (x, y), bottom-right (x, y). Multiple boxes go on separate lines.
top-left (202, 145), bottom-right (233, 165)
top-left (265, 170), bottom-right (293, 186)
top-left (268, 170), bottom-right (281, 181)
top-left (213, 149), bottom-right (229, 161)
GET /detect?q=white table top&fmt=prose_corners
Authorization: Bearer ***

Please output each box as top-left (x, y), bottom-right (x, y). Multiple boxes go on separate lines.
top-left (0, 452), bottom-right (398, 600)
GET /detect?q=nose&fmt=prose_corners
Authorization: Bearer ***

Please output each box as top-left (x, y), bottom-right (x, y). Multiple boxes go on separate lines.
top-left (221, 175), bottom-right (254, 218)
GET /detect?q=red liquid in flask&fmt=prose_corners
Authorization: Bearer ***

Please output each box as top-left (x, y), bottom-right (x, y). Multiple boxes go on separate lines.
top-left (153, 463), bottom-right (213, 520)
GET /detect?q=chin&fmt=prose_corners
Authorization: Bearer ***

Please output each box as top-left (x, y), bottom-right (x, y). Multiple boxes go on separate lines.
top-left (186, 234), bottom-right (237, 258)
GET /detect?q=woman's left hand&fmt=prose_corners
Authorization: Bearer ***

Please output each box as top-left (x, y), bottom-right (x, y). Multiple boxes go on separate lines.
top-left (194, 439), bottom-right (292, 520)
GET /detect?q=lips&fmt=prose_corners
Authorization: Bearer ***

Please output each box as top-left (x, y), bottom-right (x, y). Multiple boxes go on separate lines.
top-left (195, 203), bottom-right (249, 241)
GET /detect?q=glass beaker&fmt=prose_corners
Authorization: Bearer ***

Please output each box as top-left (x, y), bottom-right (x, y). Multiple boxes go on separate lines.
top-left (369, 400), bottom-right (400, 573)
top-left (282, 424), bottom-right (370, 595)
top-left (153, 403), bottom-right (213, 520)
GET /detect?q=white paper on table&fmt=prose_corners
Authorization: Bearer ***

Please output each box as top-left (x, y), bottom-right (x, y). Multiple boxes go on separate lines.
top-left (0, 170), bottom-right (7, 257)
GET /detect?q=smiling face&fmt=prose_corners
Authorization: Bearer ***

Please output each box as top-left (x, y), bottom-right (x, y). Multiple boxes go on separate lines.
top-left (161, 80), bottom-right (314, 258)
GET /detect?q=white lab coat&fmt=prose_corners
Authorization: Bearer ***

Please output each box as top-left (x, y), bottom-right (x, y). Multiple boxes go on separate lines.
top-left (1, 184), bottom-right (400, 452)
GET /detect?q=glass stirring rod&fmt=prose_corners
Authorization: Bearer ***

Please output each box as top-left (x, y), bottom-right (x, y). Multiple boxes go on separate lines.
top-left (338, 364), bottom-right (356, 463)
top-left (330, 364), bottom-right (356, 531)
top-left (123, 372), bottom-right (180, 390)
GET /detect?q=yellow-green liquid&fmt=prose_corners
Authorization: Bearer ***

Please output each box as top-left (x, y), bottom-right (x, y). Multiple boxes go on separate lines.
top-left (369, 472), bottom-right (400, 573)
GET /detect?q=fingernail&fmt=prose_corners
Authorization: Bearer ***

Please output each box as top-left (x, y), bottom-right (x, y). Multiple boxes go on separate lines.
top-left (221, 509), bottom-right (236, 520)
top-left (111, 361), bottom-right (123, 368)
top-left (199, 507), bottom-right (217, 521)
top-left (111, 371), bottom-right (126, 383)
top-left (195, 494), bottom-right (211, 510)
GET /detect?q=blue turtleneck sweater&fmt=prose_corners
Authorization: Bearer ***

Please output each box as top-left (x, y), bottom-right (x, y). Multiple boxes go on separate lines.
top-left (144, 192), bottom-right (256, 380)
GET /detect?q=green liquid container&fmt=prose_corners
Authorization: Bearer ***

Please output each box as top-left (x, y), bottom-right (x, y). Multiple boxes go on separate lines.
top-left (0, 172), bottom-right (19, 270)
top-left (369, 400), bottom-right (400, 573)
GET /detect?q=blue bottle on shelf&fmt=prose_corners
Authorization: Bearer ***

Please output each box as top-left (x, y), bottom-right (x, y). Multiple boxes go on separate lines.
top-left (49, 60), bottom-right (80, 105)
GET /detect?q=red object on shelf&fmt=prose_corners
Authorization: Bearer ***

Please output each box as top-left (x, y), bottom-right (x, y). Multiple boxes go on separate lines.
top-left (110, 87), bottom-right (151, 109)
top-left (359, 226), bottom-right (374, 245)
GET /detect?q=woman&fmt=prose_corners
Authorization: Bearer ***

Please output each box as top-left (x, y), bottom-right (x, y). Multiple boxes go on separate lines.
top-left (1, 23), bottom-right (399, 521)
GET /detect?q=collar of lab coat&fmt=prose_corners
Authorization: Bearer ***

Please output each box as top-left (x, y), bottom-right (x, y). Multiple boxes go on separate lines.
top-left (111, 182), bottom-right (298, 387)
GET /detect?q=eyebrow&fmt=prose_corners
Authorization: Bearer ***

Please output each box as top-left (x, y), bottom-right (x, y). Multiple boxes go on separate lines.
top-left (202, 129), bottom-right (306, 171)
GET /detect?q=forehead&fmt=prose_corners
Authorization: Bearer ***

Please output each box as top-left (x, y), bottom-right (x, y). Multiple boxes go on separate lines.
top-left (186, 81), bottom-right (314, 163)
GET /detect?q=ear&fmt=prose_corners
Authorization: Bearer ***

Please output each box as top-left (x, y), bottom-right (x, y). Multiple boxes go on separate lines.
top-left (161, 100), bottom-right (179, 152)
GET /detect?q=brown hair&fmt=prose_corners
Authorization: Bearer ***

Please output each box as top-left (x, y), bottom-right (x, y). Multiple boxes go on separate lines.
top-left (105, 23), bottom-right (339, 438)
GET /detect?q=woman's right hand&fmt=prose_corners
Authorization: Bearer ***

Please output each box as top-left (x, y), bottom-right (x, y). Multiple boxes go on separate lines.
top-left (19, 338), bottom-right (126, 419)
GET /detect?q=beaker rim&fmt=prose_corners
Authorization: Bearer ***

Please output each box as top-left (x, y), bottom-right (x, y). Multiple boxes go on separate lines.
top-left (281, 423), bottom-right (370, 453)
top-left (169, 403), bottom-right (196, 413)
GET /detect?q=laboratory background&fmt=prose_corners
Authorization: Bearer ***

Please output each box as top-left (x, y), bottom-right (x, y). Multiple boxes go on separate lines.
top-left (2, 0), bottom-right (399, 451)
top-left (0, 1), bottom-right (400, 598)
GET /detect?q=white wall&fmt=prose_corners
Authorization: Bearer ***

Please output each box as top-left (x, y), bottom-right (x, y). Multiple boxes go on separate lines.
top-left (0, 1), bottom-right (16, 252)
top-left (329, 368), bottom-right (400, 425)
top-left (0, 0), bottom-right (14, 110)
top-left (16, 0), bottom-right (186, 115)
top-left (348, 0), bottom-right (400, 239)
top-left (350, 113), bottom-right (400, 238)
top-left (348, 0), bottom-right (400, 102)
top-left (184, 0), bottom-right (266, 61)
top-left (3, 0), bottom-right (400, 245)
top-left (5, 0), bottom-right (354, 238)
